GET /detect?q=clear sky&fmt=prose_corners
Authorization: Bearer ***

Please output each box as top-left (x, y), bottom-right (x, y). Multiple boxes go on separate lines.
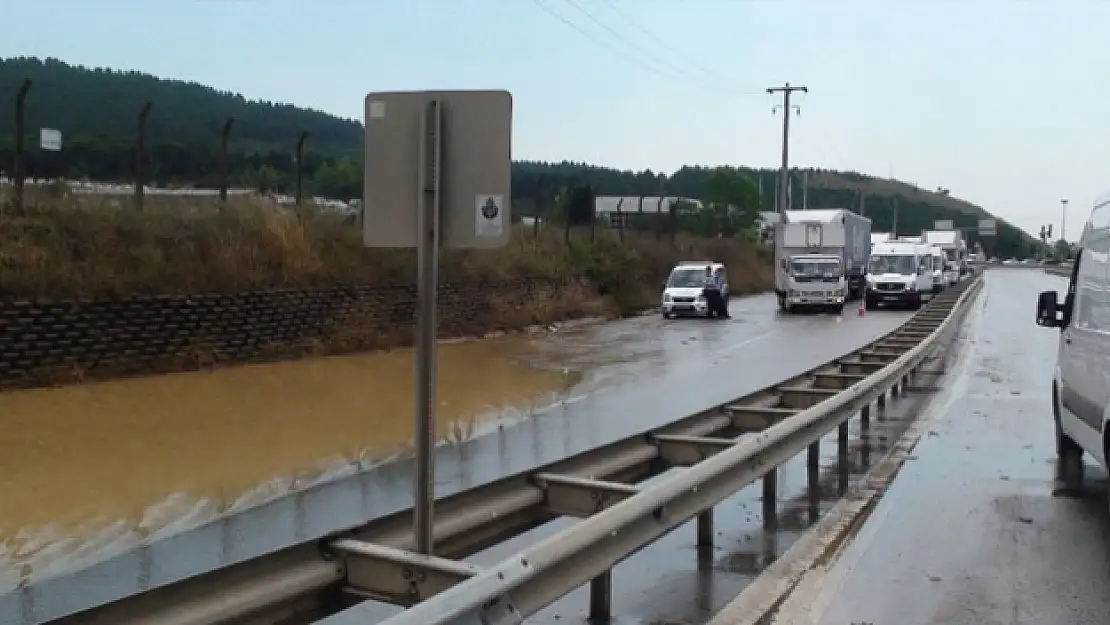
top-left (5, 0), bottom-right (1109, 239)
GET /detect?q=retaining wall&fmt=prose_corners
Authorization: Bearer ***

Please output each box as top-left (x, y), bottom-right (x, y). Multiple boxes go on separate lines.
top-left (0, 278), bottom-right (571, 389)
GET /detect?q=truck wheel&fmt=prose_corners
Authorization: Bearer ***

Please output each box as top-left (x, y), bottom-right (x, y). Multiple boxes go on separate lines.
top-left (910, 294), bottom-right (923, 310)
top-left (831, 304), bottom-right (844, 314)
top-left (662, 311), bottom-right (672, 319)
top-left (777, 294), bottom-right (787, 312)
top-left (865, 295), bottom-right (877, 309)
top-left (1054, 384), bottom-right (1084, 491)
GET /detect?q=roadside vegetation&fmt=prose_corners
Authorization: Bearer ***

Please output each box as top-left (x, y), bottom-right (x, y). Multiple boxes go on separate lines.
top-left (0, 189), bottom-right (772, 317)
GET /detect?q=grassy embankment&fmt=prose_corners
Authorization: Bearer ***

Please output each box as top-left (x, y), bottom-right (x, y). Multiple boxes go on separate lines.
top-left (0, 189), bottom-right (773, 347)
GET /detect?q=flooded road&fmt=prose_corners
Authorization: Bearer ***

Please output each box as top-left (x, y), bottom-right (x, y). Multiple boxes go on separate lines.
top-left (770, 269), bottom-right (1110, 625)
top-left (2, 293), bottom-right (917, 624)
top-left (0, 341), bottom-right (575, 542)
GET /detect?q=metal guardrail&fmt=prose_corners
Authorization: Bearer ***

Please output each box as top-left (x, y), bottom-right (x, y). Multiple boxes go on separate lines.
top-left (52, 275), bottom-right (983, 625)
top-left (372, 275), bottom-right (982, 625)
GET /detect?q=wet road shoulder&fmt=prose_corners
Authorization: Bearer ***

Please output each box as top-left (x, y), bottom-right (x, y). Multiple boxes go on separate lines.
top-left (767, 270), bottom-right (1110, 625)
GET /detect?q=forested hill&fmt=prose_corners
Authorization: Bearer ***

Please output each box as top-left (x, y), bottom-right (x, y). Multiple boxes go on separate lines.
top-left (0, 56), bottom-right (1037, 256)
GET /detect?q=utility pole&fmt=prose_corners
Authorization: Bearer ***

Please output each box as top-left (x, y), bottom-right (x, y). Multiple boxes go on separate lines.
top-left (1061, 198), bottom-right (1069, 243)
top-left (767, 82), bottom-right (807, 216)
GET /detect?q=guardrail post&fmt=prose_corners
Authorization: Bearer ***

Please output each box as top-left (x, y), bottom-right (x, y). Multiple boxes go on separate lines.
top-left (589, 570), bottom-right (612, 623)
top-left (837, 420), bottom-right (850, 495)
top-left (806, 441), bottom-right (820, 493)
top-left (762, 468), bottom-right (778, 528)
top-left (697, 509), bottom-right (714, 548)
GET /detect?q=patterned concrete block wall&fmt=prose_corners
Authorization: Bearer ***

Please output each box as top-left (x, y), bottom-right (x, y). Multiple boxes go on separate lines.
top-left (0, 277), bottom-right (565, 389)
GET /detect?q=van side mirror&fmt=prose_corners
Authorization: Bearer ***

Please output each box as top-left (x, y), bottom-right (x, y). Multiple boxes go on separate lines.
top-left (1036, 290), bottom-right (1063, 327)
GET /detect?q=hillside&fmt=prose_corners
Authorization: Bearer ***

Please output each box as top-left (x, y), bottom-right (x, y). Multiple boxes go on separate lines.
top-left (0, 56), bottom-right (1036, 256)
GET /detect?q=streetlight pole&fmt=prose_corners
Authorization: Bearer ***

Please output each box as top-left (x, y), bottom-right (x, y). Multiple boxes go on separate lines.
top-left (1061, 198), bottom-right (1069, 243)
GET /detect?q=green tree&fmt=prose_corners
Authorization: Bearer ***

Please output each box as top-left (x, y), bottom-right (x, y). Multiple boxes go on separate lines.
top-left (1054, 239), bottom-right (1072, 262)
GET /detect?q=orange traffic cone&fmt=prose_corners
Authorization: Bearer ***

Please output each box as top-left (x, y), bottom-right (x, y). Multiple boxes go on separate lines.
top-left (857, 303), bottom-right (866, 317)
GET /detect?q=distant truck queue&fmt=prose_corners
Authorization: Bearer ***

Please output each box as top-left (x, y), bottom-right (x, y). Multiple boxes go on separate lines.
top-left (771, 210), bottom-right (971, 314)
top-left (660, 210), bottom-right (973, 321)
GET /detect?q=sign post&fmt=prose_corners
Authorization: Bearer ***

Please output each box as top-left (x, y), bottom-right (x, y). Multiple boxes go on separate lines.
top-left (978, 218), bottom-right (997, 260)
top-left (363, 90), bottom-right (512, 554)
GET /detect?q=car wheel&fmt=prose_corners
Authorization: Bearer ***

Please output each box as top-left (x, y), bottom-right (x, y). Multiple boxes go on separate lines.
top-left (1054, 385), bottom-right (1084, 491)
top-left (662, 312), bottom-right (671, 319)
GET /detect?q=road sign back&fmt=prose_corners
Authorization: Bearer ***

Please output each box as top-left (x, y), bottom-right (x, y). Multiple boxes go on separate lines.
top-left (362, 90), bottom-right (512, 249)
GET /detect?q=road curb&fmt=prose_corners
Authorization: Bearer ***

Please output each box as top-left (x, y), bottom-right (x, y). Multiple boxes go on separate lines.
top-left (706, 286), bottom-right (982, 625)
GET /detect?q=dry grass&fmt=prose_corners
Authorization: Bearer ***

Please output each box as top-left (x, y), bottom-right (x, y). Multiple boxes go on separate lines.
top-left (0, 189), bottom-right (772, 313)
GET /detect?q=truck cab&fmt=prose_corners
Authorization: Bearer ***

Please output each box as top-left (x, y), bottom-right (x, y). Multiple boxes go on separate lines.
top-left (923, 230), bottom-right (967, 285)
top-left (778, 253), bottom-right (847, 313)
top-left (865, 241), bottom-right (932, 309)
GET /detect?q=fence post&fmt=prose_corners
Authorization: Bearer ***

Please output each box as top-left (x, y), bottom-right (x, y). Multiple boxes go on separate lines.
top-left (615, 197), bottom-right (624, 243)
top-left (134, 100), bottom-right (152, 211)
top-left (295, 131), bottom-right (308, 207)
top-left (11, 77), bottom-right (32, 214)
top-left (655, 193), bottom-right (666, 241)
top-left (219, 116), bottom-right (235, 204)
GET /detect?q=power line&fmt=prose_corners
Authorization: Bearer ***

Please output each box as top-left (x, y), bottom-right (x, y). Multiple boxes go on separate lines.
top-left (531, 0), bottom-right (757, 95)
top-left (529, 0), bottom-right (677, 81)
top-left (597, 0), bottom-right (759, 94)
top-left (560, 0), bottom-right (685, 73)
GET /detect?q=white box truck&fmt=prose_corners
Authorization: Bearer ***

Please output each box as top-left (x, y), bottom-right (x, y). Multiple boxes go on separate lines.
top-left (922, 230), bottom-right (968, 285)
top-left (773, 209), bottom-right (873, 313)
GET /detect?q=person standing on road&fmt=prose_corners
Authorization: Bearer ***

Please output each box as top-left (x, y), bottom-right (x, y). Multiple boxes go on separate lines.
top-left (702, 265), bottom-right (730, 318)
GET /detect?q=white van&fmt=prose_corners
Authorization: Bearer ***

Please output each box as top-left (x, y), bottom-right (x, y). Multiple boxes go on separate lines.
top-left (865, 241), bottom-right (933, 309)
top-left (1035, 193), bottom-right (1110, 507)
top-left (929, 245), bottom-right (946, 293)
top-left (662, 261), bottom-right (729, 318)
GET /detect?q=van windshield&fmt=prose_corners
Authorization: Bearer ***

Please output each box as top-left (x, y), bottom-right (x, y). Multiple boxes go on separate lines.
top-left (870, 254), bottom-right (916, 275)
top-left (667, 268), bottom-right (708, 288)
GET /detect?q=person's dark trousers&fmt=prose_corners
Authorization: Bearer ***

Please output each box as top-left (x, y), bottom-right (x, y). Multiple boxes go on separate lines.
top-left (702, 288), bottom-right (727, 317)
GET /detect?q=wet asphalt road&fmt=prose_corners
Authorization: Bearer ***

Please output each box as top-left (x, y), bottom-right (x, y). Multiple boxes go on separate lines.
top-left (2, 293), bottom-right (918, 625)
top-left (783, 269), bottom-right (1110, 625)
top-left (317, 299), bottom-right (940, 625)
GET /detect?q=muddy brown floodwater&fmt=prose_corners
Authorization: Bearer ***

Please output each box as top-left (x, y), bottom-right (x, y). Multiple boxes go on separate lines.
top-left (0, 336), bottom-right (575, 555)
